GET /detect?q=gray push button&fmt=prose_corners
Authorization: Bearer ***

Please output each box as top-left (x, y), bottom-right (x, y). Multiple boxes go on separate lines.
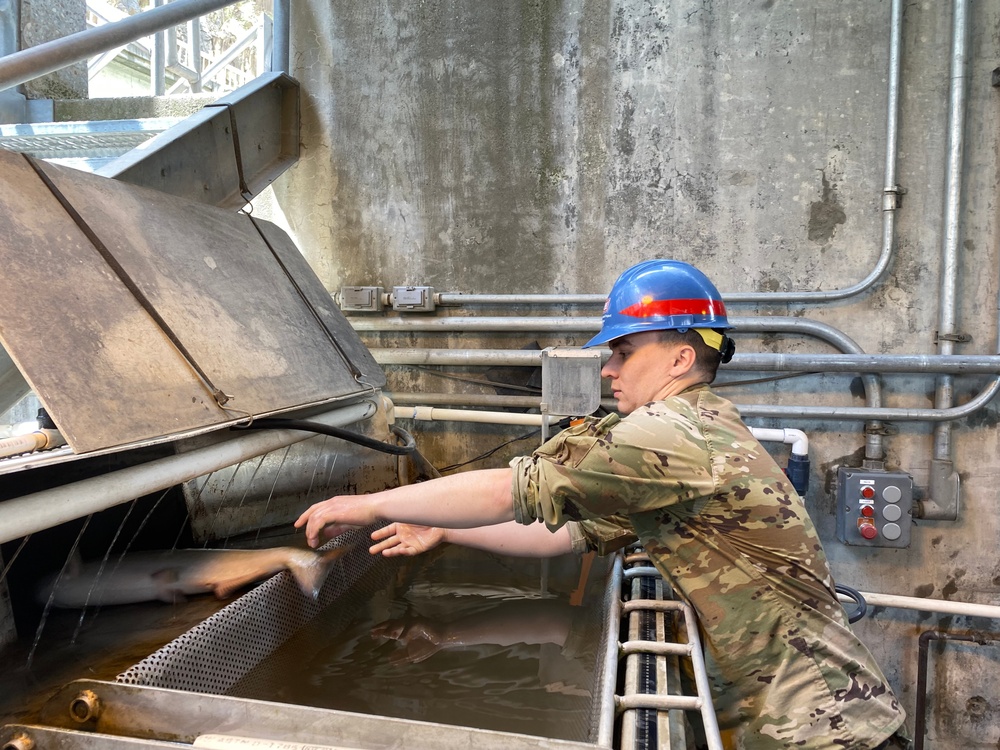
top-left (882, 523), bottom-right (902, 540)
top-left (882, 504), bottom-right (902, 522)
top-left (883, 485), bottom-right (902, 504)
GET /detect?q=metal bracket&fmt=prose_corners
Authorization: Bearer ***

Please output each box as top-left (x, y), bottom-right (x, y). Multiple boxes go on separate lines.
top-left (882, 184), bottom-right (906, 211)
top-left (865, 423), bottom-right (898, 437)
top-left (935, 331), bottom-right (972, 344)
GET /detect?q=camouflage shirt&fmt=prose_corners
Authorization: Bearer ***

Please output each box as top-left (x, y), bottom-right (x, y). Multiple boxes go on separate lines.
top-left (509, 385), bottom-right (906, 750)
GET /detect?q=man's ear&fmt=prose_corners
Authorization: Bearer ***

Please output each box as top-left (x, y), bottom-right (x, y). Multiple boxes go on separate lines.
top-left (668, 343), bottom-right (699, 376)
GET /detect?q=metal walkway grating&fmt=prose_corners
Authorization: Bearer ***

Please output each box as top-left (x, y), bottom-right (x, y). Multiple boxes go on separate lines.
top-left (0, 118), bottom-right (181, 172)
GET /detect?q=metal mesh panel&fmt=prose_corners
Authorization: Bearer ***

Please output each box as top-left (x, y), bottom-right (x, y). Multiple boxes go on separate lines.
top-left (116, 526), bottom-right (402, 693)
top-left (115, 532), bottom-right (619, 746)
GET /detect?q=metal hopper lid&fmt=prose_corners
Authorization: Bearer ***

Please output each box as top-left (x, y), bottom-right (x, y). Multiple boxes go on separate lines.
top-left (0, 149), bottom-right (384, 454)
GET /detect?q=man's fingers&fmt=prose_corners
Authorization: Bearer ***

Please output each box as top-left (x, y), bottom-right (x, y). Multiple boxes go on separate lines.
top-left (369, 537), bottom-right (396, 555)
top-left (370, 523), bottom-right (396, 542)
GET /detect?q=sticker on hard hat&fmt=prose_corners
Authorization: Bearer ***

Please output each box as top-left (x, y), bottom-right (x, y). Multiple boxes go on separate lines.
top-left (619, 298), bottom-right (727, 318)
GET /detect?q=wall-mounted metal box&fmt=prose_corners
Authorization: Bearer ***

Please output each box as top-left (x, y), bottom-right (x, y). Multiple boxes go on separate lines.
top-left (836, 467), bottom-right (914, 548)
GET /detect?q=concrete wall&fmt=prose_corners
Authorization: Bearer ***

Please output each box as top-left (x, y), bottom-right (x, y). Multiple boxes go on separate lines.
top-left (19, 0), bottom-right (87, 99)
top-left (265, 1), bottom-right (1000, 746)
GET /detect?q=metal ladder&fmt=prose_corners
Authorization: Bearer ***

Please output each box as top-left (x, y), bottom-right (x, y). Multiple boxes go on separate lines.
top-left (615, 548), bottom-right (724, 750)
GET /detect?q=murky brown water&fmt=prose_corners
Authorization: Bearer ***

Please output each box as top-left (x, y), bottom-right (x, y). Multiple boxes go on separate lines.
top-left (0, 595), bottom-right (227, 725)
top-left (231, 547), bottom-right (610, 743)
top-left (0, 546), bottom-right (610, 743)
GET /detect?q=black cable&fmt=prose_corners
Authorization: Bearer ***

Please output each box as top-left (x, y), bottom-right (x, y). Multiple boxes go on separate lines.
top-left (835, 583), bottom-right (868, 624)
top-left (713, 371), bottom-right (822, 389)
top-left (438, 416), bottom-right (574, 473)
top-left (233, 419), bottom-right (416, 455)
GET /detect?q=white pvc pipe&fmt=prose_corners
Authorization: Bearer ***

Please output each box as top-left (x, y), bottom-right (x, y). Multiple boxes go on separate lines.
top-left (748, 427), bottom-right (808, 457)
top-left (392, 405), bottom-right (809, 456)
top-left (839, 590), bottom-right (1000, 620)
top-left (0, 433), bottom-right (44, 459)
top-left (0, 428), bottom-right (65, 459)
top-left (393, 405), bottom-right (550, 427)
top-left (0, 401), bottom-right (376, 545)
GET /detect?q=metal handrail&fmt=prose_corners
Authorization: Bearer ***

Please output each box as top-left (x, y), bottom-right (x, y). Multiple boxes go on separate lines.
top-left (0, 0), bottom-right (288, 93)
top-left (615, 553), bottom-right (723, 750)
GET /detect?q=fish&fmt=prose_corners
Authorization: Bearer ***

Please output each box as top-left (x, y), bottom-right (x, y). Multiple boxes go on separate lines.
top-left (38, 544), bottom-right (354, 608)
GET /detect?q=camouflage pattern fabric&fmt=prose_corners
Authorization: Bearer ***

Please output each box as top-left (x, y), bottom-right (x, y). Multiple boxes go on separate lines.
top-left (509, 385), bottom-right (907, 750)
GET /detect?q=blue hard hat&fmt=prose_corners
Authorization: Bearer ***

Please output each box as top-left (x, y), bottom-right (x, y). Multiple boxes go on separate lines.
top-left (584, 259), bottom-right (731, 348)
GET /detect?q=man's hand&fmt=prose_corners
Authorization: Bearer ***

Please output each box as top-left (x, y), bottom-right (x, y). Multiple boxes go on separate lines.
top-left (369, 523), bottom-right (445, 557)
top-left (293, 494), bottom-right (378, 548)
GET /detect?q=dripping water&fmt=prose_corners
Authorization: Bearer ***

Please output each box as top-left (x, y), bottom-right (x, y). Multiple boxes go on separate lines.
top-left (28, 515), bottom-right (92, 668)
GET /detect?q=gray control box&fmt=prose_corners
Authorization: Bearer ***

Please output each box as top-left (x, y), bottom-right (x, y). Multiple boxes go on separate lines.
top-left (835, 467), bottom-right (913, 548)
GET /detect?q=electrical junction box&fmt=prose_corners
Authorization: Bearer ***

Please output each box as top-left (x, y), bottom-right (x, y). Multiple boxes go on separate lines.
top-left (393, 286), bottom-right (436, 311)
top-left (339, 286), bottom-right (384, 312)
top-left (540, 347), bottom-right (603, 417)
top-left (836, 467), bottom-right (914, 548)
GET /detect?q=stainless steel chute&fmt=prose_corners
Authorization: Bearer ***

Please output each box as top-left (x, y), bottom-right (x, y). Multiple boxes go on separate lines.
top-left (0, 147), bottom-right (383, 455)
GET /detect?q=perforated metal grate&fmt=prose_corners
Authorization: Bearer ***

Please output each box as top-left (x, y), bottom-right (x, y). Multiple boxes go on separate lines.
top-left (117, 526), bottom-right (401, 693)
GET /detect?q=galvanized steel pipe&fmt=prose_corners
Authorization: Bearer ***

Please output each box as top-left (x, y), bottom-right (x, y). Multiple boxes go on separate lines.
top-left (932, 0), bottom-right (971, 462)
top-left (372, 349), bottom-right (1000, 375)
top-left (271, 0), bottom-right (290, 73)
top-left (0, 0), bottom-right (238, 92)
top-left (0, 401), bottom-right (376, 545)
top-left (437, 293), bottom-right (606, 306)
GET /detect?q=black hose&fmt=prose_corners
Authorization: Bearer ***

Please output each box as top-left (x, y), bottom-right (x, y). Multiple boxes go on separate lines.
top-left (835, 583), bottom-right (868, 624)
top-left (233, 419), bottom-right (416, 455)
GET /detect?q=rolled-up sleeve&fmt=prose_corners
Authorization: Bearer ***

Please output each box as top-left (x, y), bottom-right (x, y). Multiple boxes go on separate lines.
top-left (509, 408), bottom-right (716, 533)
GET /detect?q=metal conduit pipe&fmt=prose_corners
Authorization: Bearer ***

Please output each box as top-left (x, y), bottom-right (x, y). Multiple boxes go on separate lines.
top-left (0, 0), bottom-right (242, 92)
top-left (0, 400), bottom-right (376, 545)
top-left (437, 293), bottom-right (607, 306)
top-left (923, 0), bottom-right (971, 521)
top-left (271, 0), bottom-right (290, 73)
top-left (371, 349), bottom-right (1000, 375)
top-left (356, 313), bottom-right (886, 458)
top-left (914, 631), bottom-right (999, 750)
top-left (392, 0), bottom-right (906, 309)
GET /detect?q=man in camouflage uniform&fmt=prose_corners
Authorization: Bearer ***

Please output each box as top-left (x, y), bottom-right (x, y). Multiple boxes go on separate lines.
top-left (297, 260), bottom-right (908, 750)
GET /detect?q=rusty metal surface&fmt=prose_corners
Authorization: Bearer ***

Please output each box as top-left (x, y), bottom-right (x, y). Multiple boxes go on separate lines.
top-left (0, 148), bottom-right (383, 454)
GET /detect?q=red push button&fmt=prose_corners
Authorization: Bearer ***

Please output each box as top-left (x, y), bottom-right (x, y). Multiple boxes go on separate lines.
top-left (861, 486), bottom-right (875, 499)
top-left (859, 523), bottom-right (878, 539)
top-left (860, 505), bottom-right (875, 518)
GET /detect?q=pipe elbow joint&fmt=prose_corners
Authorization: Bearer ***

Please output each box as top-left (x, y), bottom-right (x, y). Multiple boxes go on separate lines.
top-left (915, 458), bottom-right (960, 520)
